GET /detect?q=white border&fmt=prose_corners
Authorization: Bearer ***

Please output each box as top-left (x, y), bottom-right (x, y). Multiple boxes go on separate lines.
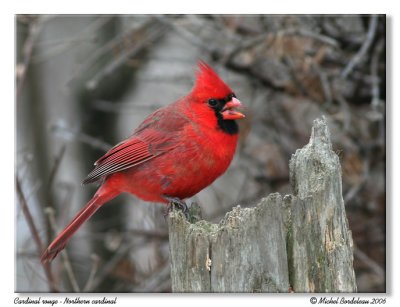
top-left (3, 0), bottom-right (399, 306)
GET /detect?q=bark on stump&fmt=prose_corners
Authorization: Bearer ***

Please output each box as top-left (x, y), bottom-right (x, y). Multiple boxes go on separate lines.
top-left (168, 117), bottom-right (357, 292)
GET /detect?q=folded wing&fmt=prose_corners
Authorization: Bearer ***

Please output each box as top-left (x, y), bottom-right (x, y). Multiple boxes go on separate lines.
top-left (82, 137), bottom-right (157, 184)
top-left (83, 106), bottom-right (188, 184)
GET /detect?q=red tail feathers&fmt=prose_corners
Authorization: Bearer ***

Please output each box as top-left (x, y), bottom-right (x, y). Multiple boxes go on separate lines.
top-left (40, 189), bottom-right (118, 263)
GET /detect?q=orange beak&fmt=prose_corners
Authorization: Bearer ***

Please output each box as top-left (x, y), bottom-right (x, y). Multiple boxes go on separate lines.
top-left (221, 97), bottom-right (245, 120)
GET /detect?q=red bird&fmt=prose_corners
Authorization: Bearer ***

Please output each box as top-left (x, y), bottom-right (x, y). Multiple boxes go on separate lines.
top-left (41, 61), bottom-right (245, 262)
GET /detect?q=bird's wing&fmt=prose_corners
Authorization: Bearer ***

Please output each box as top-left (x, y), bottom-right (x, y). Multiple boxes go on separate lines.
top-left (82, 106), bottom-right (188, 184)
top-left (82, 137), bottom-right (156, 184)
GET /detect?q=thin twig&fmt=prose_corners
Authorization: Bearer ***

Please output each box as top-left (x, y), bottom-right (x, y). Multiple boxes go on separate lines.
top-left (224, 32), bottom-right (270, 65)
top-left (78, 228), bottom-right (169, 242)
top-left (344, 150), bottom-right (370, 204)
top-left (226, 26), bottom-right (338, 66)
top-left (370, 38), bottom-right (385, 108)
top-left (86, 23), bottom-right (166, 90)
top-left (45, 144), bottom-right (66, 247)
top-left (16, 16), bottom-right (46, 98)
top-left (92, 100), bottom-right (163, 113)
top-left (51, 123), bottom-right (112, 151)
top-left (47, 145), bottom-right (67, 190)
top-left (16, 177), bottom-right (59, 292)
top-left (280, 28), bottom-right (339, 47)
top-left (155, 15), bottom-right (215, 53)
top-left (67, 17), bottom-right (134, 86)
top-left (353, 246), bottom-right (385, 280)
top-left (86, 241), bottom-right (134, 291)
top-left (132, 261), bottom-right (170, 292)
top-left (341, 15), bottom-right (379, 78)
top-left (312, 61), bottom-right (332, 104)
top-left (83, 254), bottom-right (101, 292)
top-left (32, 16), bottom-right (113, 64)
top-left (45, 207), bottom-right (81, 292)
top-left (125, 228), bottom-right (168, 240)
top-left (282, 55), bottom-right (308, 96)
top-left (335, 93), bottom-right (352, 133)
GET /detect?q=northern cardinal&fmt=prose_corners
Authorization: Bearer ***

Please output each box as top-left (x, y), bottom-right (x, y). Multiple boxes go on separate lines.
top-left (41, 61), bottom-right (245, 262)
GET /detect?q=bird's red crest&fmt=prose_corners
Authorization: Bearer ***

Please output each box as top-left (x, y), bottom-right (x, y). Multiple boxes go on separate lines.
top-left (191, 61), bottom-right (233, 101)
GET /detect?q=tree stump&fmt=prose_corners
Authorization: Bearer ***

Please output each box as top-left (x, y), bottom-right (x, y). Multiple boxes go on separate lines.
top-left (168, 194), bottom-right (289, 292)
top-left (168, 117), bottom-right (357, 292)
top-left (288, 117), bottom-right (357, 292)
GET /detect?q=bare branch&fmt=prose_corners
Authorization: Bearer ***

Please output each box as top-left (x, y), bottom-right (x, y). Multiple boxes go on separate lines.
top-left (133, 261), bottom-right (170, 292)
top-left (47, 145), bottom-right (67, 189)
top-left (155, 15), bottom-right (215, 52)
top-left (45, 207), bottom-right (80, 292)
top-left (83, 254), bottom-right (101, 292)
top-left (32, 16), bottom-right (113, 64)
top-left (354, 246), bottom-right (385, 280)
top-left (85, 241), bottom-right (134, 291)
top-left (125, 228), bottom-right (168, 240)
top-left (92, 100), bottom-right (163, 114)
top-left (86, 22), bottom-right (166, 90)
top-left (312, 61), bottom-right (333, 104)
top-left (16, 16), bottom-right (48, 98)
top-left (370, 38), bottom-right (385, 108)
top-left (341, 15), bottom-right (379, 78)
top-left (16, 177), bottom-right (59, 292)
top-left (279, 27), bottom-right (339, 47)
top-left (51, 123), bottom-right (112, 151)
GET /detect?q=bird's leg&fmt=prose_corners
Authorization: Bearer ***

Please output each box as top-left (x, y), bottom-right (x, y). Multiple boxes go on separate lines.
top-left (163, 196), bottom-right (189, 219)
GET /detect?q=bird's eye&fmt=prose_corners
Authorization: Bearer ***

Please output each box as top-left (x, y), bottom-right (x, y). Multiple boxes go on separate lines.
top-left (208, 99), bottom-right (218, 107)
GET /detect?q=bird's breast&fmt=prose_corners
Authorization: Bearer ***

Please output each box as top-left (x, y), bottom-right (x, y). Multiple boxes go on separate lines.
top-left (188, 122), bottom-right (239, 175)
top-left (114, 120), bottom-right (239, 202)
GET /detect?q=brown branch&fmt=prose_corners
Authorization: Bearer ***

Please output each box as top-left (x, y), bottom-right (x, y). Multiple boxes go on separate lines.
top-left (312, 61), bottom-right (332, 104)
top-left (344, 146), bottom-right (371, 204)
top-left (224, 27), bottom-right (338, 66)
top-left (16, 177), bottom-right (59, 292)
top-left (279, 27), bottom-right (339, 47)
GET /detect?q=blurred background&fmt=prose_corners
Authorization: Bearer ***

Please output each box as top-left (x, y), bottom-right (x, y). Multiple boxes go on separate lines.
top-left (16, 15), bottom-right (386, 292)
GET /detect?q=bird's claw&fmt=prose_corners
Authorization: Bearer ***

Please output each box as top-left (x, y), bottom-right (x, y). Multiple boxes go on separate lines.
top-left (163, 196), bottom-right (189, 219)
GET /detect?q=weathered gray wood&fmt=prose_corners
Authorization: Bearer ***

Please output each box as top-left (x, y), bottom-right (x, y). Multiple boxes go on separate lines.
top-left (168, 194), bottom-right (290, 292)
top-left (168, 117), bottom-right (357, 293)
top-left (168, 207), bottom-right (217, 292)
top-left (288, 117), bottom-right (357, 292)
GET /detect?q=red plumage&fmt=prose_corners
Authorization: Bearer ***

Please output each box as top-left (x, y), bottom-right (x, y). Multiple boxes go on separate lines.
top-left (41, 61), bottom-right (245, 262)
